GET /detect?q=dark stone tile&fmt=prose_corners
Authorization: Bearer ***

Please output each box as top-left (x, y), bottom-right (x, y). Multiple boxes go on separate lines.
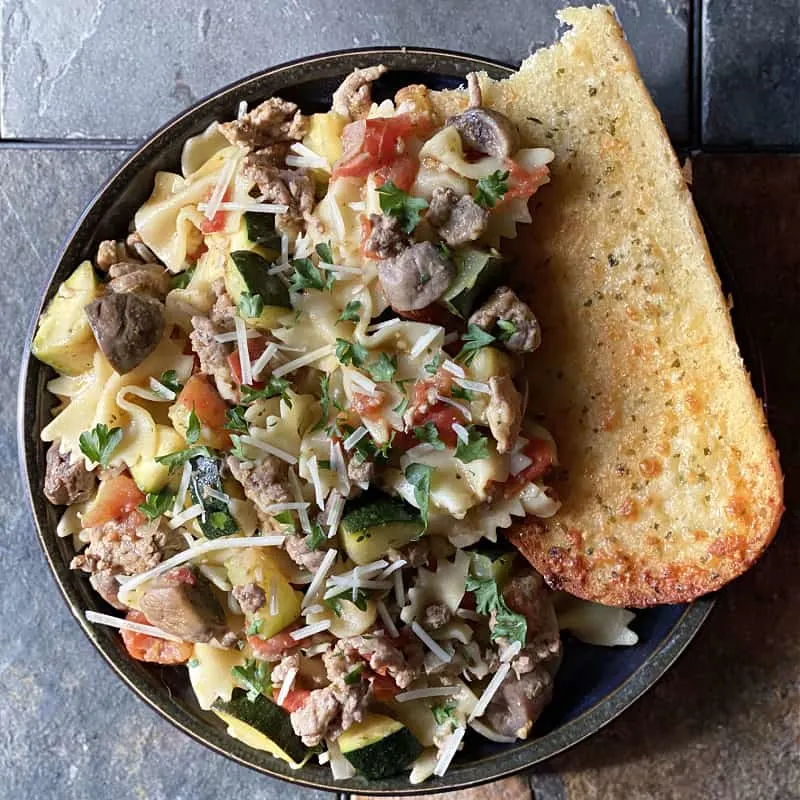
top-left (702, 0), bottom-right (800, 147)
top-left (537, 155), bottom-right (800, 800)
top-left (1, 0), bottom-right (689, 143)
top-left (0, 147), bottom-right (331, 800)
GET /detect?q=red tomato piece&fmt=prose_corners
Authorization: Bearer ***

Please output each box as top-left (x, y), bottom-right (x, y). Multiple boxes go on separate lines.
top-left (504, 162), bottom-right (550, 202)
top-left (352, 391), bottom-right (386, 420)
top-left (121, 610), bottom-right (194, 665)
top-left (518, 436), bottom-right (554, 483)
top-left (370, 674), bottom-right (400, 702)
top-left (272, 686), bottom-right (311, 712)
top-left (374, 154), bottom-right (419, 192)
top-left (412, 401), bottom-right (464, 448)
top-left (248, 625), bottom-right (299, 661)
top-left (178, 374), bottom-right (229, 432)
top-left (199, 188), bottom-right (230, 233)
top-left (332, 115), bottom-right (419, 180)
top-left (82, 475), bottom-right (146, 528)
top-left (228, 336), bottom-right (268, 389)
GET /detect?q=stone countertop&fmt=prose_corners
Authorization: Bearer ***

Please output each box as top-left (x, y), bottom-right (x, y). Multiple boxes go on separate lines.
top-left (1, 2), bottom-right (799, 799)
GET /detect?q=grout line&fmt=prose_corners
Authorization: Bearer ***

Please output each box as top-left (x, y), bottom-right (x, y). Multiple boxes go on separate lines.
top-left (0, 138), bottom-right (139, 150)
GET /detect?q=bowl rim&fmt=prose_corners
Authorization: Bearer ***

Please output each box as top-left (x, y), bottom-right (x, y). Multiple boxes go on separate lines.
top-left (17, 45), bottom-right (716, 795)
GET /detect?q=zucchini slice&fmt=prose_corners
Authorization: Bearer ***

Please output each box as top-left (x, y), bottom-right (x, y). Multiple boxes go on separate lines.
top-left (189, 456), bottom-right (238, 538)
top-left (443, 247), bottom-right (503, 318)
top-left (338, 713), bottom-right (423, 779)
top-left (224, 247), bottom-right (291, 331)
top-left (339, 493), bottom-right (424, 565)
top-left (213, 690), bottom-right (309, 767)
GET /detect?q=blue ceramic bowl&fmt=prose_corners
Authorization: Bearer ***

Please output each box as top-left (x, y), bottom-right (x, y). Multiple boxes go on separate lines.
top-left (18, 49), bottom-right (718, 794)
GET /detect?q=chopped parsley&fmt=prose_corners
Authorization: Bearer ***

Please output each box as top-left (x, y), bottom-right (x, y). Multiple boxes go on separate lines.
top-left (78, 423), bottom-right (123, 466)
top-left (229, 435), bottom-right (249, 461)
top-left (288, 257), bottom-right (334, 293)
top-left (454, 426), bottom-right (490, 463)
top-left (393, 396), bottom-right (409, 415)
top-left (158, 369), bottom-right (183, 395)
top-left (424, 352), bottom-right (444, 375)
top-left (474, 169), bottom-right (509, 208)
top-left (495, 319), bottom-right (517, 341)
top-left (455, 324), bottom-right (496, 364)
top-left (224, 406), bottom-right (249, 433)
top-left (274, 510), bottom-right (296, 530)
top-left (238, 292), bottom-right (264, 318)
top-left (315, 241), bottom-right (334, 264)
top-left (241, 376), bottom-right (292, 406)
top-left (337, 300), bottom-right (362, 324)
top-left (231, 658), bottom-right (272, 702)
top-left (325, 588), bottom-right (368, 616)
top-left (344, 664), bottom-right (365, 685)
top-left (450, 384), bottom-right (475, 402)
top-left (404, 463), bottom-right (433, 528)
top-left (366, 352), bottom-right (398, 383)
top-left (186, 408), bottom-right (201, 445)
top-left (377, 180), bottom-right (429, 233)
top-left (155, 445), bottom-right (214, 472)
top-left (313, 374), bottom-right (332, 432)
top-left (246, 617), bottom-right (264, 636)
top-left (335, 338), bottom-right (368, 368)
top-left (305, 521), bottom-right (326, 551)
top-left (138, 488), bottom-right (175, 521)
top-left (465, 568), bottom-right (527, 645)
top-left (431, 701), bottom-right (458, 728)
top-left (413, 421), bottom-right (446, 450)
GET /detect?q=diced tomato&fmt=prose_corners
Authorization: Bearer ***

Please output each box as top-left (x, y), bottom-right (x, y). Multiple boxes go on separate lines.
top-left (518, 437), bottom-right (554, 483)
top-left (351, 391), bottom-right (386, 420)
top-left (406, 401), bottom-right (464, 448)
top-left (248, 625), bottom-right (300, 660)
top-left (503, 161), bottom-right (550, 202)
top-left (82, 474), bottom-right (146, 528)
top-left (178, 374), bottom-right (229, 432)
top-left (370, 674), bottom-right (400, 702)
top-left (120, 610), bottom-right (194, 665)
top-left (272, 686), bottom-right (311, 712)
top-left (374, 154), bottom-right (419, 193)
top-left (199, 188), bottom-right (230, 233)
top-left (228, 336), bottom-right (268, 389)
top-left (332, 115), bottom-right (419, 180)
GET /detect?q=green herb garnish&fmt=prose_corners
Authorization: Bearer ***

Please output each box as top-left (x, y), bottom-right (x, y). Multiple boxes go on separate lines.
top-left (138, 488), bottom-right (175, 521)
top-left (238, 292), bottom-right (264, 318)
top-left (241, 376), bottom-right (292, 407)
top-left (465, 570), bottom-right (527, 645)
top-left (225, 406), bottom-right (249, 433)
top-left (450, 384), bottom-right (474, 401)
top-left (155, 445), bottom-right (214, 472)
top-left (404, 463), bottom-right (433, 528)
top-left (325, 588), bottom-right (369, 616)
top-left (186, 408), bottom-right (201, 445)
top-left (171, 267), bottom-right (195, 290)
top-left (337, 300), bottom-right (362, 324)
top-left (335, 338), bottom-right (368, 368)
top-left (344, 664), bottom-right (365, 685)
top-left (377, 180), bottom-right (429, 233)
top-left (455, 324), bottom-right (496, 364)
top-left (289, 257), bottom-right (334, 293)
top-left (474, 169), bottom-right (509, 209)
top-left (431, 701), bottom-right (458, 727)
top-left (78, 423), bottom-right (123, 466)
top-left (158, 369), bottom-right (182, 395)
top-left (454, 426), bottom-right (490, 463)
top-left (495, 319), bottom-right (517, 341)
top-left (366, 352), bottom-right (398, 383)
top-left (305, 522), bottom-right (326, 551)
top-left (231, 659), bottom-right (272, 702)
top-left (413, 421), bottom-right (446, 450)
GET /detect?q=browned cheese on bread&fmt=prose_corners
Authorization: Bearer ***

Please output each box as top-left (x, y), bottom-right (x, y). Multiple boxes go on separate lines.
top-left (429, 6), bottom-right (783, 606)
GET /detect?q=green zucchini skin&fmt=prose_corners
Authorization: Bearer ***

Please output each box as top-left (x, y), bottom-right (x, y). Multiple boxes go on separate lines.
top-left (189, 456), bottom-right (238, 538)
top-left (229, 250), bottom-right (291, 308)
top-left (244, 211), bottom-right (282, 250)
top-left (339, 493), bottom-right (424, 565)
top-left (444, 247), bottom-right (504, 318)
top-left (213, 689), bottom-right (308, 765)
top-left (339, 714), bottom-right (423, 779)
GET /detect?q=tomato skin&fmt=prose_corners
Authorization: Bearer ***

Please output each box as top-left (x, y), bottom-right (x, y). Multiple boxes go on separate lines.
top-left (332, 115), bottom-right (419, 180)
top-left (371, 674), bottom-right (400, 702)
top-left (199, 188), bottom-right (230, 233)
top-left (273, 686), bottom-right (311, 712)
top-left (82, 475), bottom-right (146, 528)
top-left (398, 399), bottom-right (463, 450)
top-left (228, 337), bottom-right (268, 389)
top-left (178, 374), bottom-right (230, 431)
top-left (504, 162), bottom-right (549, 202)
top-left (518, 437), bottom-right (554, 483)
top-left (121, 610), bottom-right (194, 665)
top-left (352, 391), bottom-right (386, 420)
top-left (248, 626), bottom-right (299, 661)
top-left (374, 154), bottom-right (419, 193)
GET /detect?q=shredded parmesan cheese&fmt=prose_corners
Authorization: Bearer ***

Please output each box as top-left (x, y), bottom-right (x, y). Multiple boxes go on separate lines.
top-left (213, 329), bottom-right (261, 343)
top-left (269, 576), bottom-right (279, 616)
top-left (169, 503), bottom-right (204, 529)
top-left (173, 461), bottom-right (192, 517)
top-left (409, 327), bottom-right (442, 359)
top-left (251, 342), bottom-right (279, 379)
top-left (436, 393), bottom-right (472, 421)
top-left (452, 423), bottom-right (470, 444)
top-left (412, 621), bottom-right (452, 663)
top-left (272, 345), bottom-right (333, 377)
top-left (326, 492), bottom-right (346, 539)
top-left (380, 560), bottom-right (406, 578)
top-left (302, 548), bottom-right (338, 608)
top-left (375, 599), bottom-right (399, 638)
top-left (240, 435), bottom-right (297, 465)
top-left (433, 726), bottom-right (466, 777)
top-left (453, 377), bottom-right (491, 395)
top-left (366, 318), bottom-right (400, 333)
top-left (509, 452), bottom-right (533, 476)
top-left (469, 719), bottom-right (516, 743)
top-left (442, 359), bottom-right (466, 378)
top-left (394, 570), bottom-right (405, 607)
top-left (199, 201), bottom-right (289, 214)
top-left (288, 468), bottom-right (312, 533)
top-left (307, 455), bottom-right (325, 509)
top-left (349, 371), bottom-right (378, 396)
top-left (469, 661), bottom-right (511, 720)
top-left (86, 610), bottom-right (184, 642)
top-left (290, 619), bottom-right (332, 641)
top-left (234, 317), bottom-right (253, 386)
top-left (203, 155), bottom-right (238, 221)
top-left (237, 100), bottom-right (248, 119)
top-left (343, 426), bottom-right (368, 451)
top-left (500, 640), bottom-right (522, 662)
top-left (289, 142), bottom-right (330, 170)
top-left (148, 377), bottom-right (176, 401)
top-left (264, 501), bottom-right (310, 514)
top-left (396, 685), bottom-right (460, 702)
top-left (329, 196), bottom-right (346, 240)
top-left (276, 666), bottom-right (298, 706)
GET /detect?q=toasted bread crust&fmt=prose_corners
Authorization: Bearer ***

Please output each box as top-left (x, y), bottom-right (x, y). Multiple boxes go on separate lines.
top-left (430, 6), bottom-right (783, 606)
